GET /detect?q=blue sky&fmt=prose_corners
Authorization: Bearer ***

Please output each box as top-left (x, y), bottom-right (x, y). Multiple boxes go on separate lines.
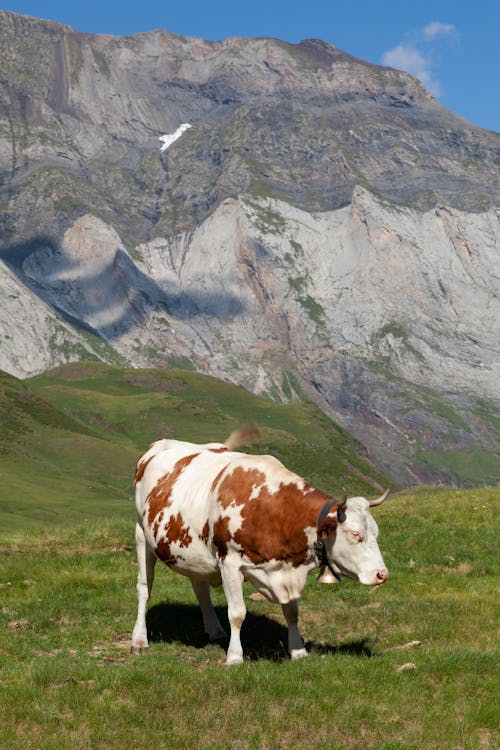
top-left (3, 0), bottom-right (499, 132)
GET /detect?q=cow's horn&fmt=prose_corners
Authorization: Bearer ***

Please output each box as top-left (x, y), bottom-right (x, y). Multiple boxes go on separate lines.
top-left (339, 487), bottom-right (348, 506)
top-left (369, 489), bottom-right (390, 507)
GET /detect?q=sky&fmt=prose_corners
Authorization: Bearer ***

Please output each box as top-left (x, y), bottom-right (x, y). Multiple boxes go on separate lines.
top-left (3, 0), bottom-right (499, 132)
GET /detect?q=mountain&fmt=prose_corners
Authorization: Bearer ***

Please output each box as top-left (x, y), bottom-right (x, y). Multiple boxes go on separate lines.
top-left (0, 11), bottom-right (499, 486)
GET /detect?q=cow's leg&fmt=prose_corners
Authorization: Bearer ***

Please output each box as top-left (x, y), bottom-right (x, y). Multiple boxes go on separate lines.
top-left (220, 564), bottom-right (246, 665)
top-left (282, 600), bottom-right (308, 660)
top-left (131, 521), bottom-right (157, 654)
top-left (191, 579), bottom-right (227, 642)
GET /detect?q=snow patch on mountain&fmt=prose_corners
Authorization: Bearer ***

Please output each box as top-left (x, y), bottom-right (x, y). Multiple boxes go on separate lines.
top-left (159, 123), bottom-right (192, 152)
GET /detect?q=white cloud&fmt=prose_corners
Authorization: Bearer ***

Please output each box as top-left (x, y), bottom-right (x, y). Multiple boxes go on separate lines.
top-left (422, 22), bottom-right (456, 40)
top-left (381, 42), bottom-right (442, 97)
top-left (380, 21), bottom-right (458, 98)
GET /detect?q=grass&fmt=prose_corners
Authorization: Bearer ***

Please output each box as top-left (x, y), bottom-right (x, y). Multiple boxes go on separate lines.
top-left (0, 488), bottom-right (498, 749)
top-left (416, 446), bottom-right (500, 487)
top-left (0, 363), bottom-right (498, 748)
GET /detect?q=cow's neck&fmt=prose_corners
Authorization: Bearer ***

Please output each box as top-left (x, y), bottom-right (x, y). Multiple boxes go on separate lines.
top-left (302, 485), bottom-right (336, 547)
top-left (304, 485), bottom-right (335, 521)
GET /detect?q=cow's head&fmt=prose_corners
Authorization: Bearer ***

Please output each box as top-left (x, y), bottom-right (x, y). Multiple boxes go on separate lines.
top-left (319, 490), bottom-right (389, 586)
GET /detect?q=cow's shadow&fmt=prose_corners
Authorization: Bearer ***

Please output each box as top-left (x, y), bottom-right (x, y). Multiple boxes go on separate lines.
top-left (146, 602), bottom-right (375, 662)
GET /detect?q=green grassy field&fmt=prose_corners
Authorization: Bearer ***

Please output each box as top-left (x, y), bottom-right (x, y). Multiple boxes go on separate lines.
top-left (1, 488), bottom-right (498, 749)
top-left (0, 364), bottom-right (498, 749)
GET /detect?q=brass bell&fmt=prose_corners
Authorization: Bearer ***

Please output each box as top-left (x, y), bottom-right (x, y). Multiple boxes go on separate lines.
top-left (316, 565), bottom-right (339, 584)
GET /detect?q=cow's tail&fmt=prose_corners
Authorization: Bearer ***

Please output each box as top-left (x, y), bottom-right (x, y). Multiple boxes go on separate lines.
top-left (224, 423), bottom-right (261, 451)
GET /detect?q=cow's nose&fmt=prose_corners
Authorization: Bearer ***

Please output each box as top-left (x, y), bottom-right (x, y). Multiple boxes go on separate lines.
top-left (376, 571), bottom-right (389, 584)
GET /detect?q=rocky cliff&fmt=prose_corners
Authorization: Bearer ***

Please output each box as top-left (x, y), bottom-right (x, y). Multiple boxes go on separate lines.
top-left (1, 11), bottom-right (499, 486)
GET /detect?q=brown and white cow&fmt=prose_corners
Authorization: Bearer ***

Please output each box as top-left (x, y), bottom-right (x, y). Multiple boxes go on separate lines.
top-left (131, 425), bottom-right (389, 665)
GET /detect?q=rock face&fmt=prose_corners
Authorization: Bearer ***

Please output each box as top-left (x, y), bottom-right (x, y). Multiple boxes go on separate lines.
top-left (0, 11), bottom-right (499, 486)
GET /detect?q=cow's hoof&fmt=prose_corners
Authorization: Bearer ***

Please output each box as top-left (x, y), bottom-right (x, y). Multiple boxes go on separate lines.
top-left (290, 648), bottom-right (308, 660)
top-left (208, 628), bottom-right (228, 643)
top-left (131, 642), bottom-right (149, 654)
top-left (224, 655), bottom-right (243, 666)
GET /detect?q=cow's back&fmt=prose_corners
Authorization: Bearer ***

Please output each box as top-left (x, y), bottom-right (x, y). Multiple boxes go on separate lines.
top-left (135, 442), bottom-right (324, 590)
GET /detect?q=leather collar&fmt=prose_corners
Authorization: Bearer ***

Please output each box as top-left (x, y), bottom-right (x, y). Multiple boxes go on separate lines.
top-left (315, 499), bottom-right (342, 581)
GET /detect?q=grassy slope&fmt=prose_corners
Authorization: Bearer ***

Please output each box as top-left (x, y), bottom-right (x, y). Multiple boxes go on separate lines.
top-left (0, 361), bottom-right (390, 532)
top-left (0, 363), bottom-right (497, 748)
top-left (0, 488), bottom-right (498, 750)
top-left (0, 368), bottom-right (136, 531)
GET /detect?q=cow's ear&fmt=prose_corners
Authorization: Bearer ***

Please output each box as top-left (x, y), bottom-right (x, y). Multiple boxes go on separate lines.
top-left (317, 513), bottom-right (338, 539)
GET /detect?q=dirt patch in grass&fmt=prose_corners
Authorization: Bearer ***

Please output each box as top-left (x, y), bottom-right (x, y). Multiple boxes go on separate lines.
top-left (44, 363), bottom-right (107, 380)
top-left (0, 541), bottom-right (132, 556)
top-left (7, 619), bottom-right (29, 630)
top-left (121, 372), bottom-right (186, 392)
top-left (55, 545), bottom-right (131, 556)
top-left (433, 563), bottom-right (473, 574)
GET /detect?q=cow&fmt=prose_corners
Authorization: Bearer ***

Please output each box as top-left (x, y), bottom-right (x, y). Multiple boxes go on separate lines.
top-left (131, 424), bottom-right (389, 665)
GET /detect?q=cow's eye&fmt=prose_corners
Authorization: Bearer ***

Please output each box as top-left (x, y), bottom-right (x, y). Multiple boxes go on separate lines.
top-left (351, 531), bottom-right (363, 542)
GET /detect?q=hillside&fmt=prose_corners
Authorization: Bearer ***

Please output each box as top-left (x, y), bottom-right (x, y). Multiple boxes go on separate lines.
top-left (0, 12), bottom-right (499, 486)
top-left (0, 361), bottom-right (390, 530)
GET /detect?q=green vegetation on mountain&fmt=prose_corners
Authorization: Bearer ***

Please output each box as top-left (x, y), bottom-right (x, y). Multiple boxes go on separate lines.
top-left (0, 362), bottom-right (390, 531)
